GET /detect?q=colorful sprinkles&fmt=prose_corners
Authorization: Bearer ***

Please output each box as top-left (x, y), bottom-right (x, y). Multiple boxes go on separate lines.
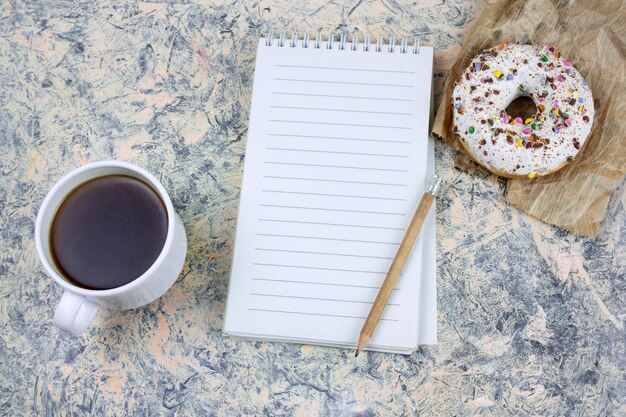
top-left (451, 44), bottom-right (594, 177)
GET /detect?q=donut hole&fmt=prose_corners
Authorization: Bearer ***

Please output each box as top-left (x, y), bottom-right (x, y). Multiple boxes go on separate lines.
top-left (505, 95), bottom-right (538, 121)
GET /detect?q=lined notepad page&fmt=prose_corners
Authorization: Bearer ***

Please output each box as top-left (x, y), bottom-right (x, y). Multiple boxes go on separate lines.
top-left (224, 38), bottom-right (434, 353)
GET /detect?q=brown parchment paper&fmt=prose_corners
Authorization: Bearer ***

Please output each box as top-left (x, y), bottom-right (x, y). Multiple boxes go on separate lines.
top-left (432, 0), bottom-right (626, 237)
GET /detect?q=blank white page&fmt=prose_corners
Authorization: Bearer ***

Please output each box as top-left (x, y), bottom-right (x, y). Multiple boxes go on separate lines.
top-left (224, 38), bottom-right (434, 353)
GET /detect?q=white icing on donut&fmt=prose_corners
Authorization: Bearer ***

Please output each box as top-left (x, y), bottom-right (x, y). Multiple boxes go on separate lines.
top-left (452, 44), bottom-right (594, 177)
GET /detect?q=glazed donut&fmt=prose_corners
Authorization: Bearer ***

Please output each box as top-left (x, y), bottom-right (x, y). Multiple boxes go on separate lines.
top-left (452, 43), bottom-right (594, 178)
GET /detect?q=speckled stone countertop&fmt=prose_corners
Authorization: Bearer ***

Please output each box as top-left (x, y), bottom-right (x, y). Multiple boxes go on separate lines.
top-left (1, 1), bottom-right (624, 416)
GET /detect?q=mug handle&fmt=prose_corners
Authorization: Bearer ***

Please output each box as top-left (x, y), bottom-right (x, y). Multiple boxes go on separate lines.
top-left (53, 291), bottom-right (100, 335)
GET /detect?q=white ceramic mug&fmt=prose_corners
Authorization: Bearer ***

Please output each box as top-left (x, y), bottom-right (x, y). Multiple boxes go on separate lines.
top-left (35, 161), bottom-right (187, 335)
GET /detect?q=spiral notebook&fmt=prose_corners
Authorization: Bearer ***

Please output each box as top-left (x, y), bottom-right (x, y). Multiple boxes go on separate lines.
top-left (223, 34), bottom-right (436, 354)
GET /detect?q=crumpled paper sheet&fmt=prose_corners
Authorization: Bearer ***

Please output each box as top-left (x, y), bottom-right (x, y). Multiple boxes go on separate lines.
top-left (432, 0), bottom-right (626, 237)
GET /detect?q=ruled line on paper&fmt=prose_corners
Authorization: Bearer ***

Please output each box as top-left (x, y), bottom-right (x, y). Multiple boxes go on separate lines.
top-left (257, 219), bottom-right (405, 230)
top-left (252, 277), bottom-right (402, 290)
top-left (269, 119), bottom-right (411, 130)
top-left (268, 133), bottom-right (411, 144)
top-left (250, 293), bottom-right (401, 306)
top-left (265, 162), bottom-right (409, 172)
top-left (253, 262), bottom-right (389, 274)
top-left (256, 233), bottom-right (400, 245)
top-left (265, 147), bottom-right (409, 158)
top-left (255, 248), bottom-right (394, 260)
top-left (262, 176), bottom-right (408, 187)
top-left (269, 105), bottom-right (412, 116)
top-left (275, 64), bottom-right (415, 74)
top-left (248, 308), bottom-right (399, 322)
top-left (260, 190), bottom-right (406, 202)
top-left (272, 92), bottom-right (414, 102)
top-left (274, 78), bottom-right (414, 88)
top-left (259, 204), bottom-right (405, 216)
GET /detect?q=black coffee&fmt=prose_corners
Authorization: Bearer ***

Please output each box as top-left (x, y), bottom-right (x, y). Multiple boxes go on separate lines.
top-left (51, 175), bottom-right (168, 290)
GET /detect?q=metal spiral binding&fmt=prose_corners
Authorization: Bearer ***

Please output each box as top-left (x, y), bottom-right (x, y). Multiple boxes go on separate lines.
top-left (350, 30), bottom-right (359, 51)
top-left (264, 31), bottom-right (421, 54)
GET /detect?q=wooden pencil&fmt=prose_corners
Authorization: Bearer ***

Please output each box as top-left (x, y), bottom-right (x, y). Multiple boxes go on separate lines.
top-left (355, 174), bottom-right (441, 357)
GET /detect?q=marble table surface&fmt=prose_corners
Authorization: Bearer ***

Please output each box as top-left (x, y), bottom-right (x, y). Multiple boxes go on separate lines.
top-left (1, 1), bottom-right (624, 416)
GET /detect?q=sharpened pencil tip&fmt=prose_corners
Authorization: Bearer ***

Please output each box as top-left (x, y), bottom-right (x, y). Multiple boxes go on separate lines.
top-left (354, 350), bottom-right (360, 357)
